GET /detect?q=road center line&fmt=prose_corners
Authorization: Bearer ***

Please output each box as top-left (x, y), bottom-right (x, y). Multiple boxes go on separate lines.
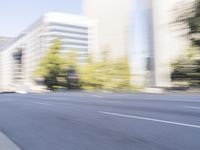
top-left (91, 95), bottom-right (103, 98)
top-left (99, 111), bottom-right (200, 129)
top-left (183, 106), bottom-right (200, 109)
top-left (32, 102), bottom-right (52, 106)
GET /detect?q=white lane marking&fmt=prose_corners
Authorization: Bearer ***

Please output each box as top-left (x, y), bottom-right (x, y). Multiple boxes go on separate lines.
top-left (91, 95), bottom-right (103, 98)
top-left (32, 102), bottom-right (52, 106)
top-left (99, 111), bottom-right (200, 129)
top-left (138, 98), bottom-right (200, 102)
top-left (183, 106), bottom-right (200, 109)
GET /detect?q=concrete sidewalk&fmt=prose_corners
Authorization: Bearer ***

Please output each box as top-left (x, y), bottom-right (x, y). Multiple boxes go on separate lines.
top-left (0, 131), bottom-right (21, 150)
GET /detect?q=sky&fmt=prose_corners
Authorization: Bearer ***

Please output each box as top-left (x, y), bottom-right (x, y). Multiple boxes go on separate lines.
top-left (0, 0), bottom-right (82, 37)
top-left (0, 0), bottom-right (149, 67)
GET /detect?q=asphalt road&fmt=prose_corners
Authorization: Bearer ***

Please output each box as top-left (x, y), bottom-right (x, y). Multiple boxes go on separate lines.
top-left (0, 92), bottom-right (200, 150)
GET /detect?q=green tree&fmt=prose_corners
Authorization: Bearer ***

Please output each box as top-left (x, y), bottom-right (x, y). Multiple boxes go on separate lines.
top-left (172, 46), bottom-right (200, 86)
top-left (79, 55), bottom-right (100, 90)
top-left (35, 39), bottom-right (64, 90)
top-left (111, 57), bottom-right (131, 91)
top-left (180, 0), bottom-right (200, 46)
top-left (172, 0), bottom-right (200, 86)
top-left (79, 51), bottom-right (131, 91)
top-left (59, 50), bottom-right (78, 80)
top-left (63, 50), bottom-right (80, 89)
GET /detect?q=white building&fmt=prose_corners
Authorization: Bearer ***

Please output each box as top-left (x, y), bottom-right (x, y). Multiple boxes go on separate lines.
top-left (84, 0), bottom-right (190, 88)
top-left (0, 12), bottom-right (98, 91)
top-left (84, 0), bottom-right (132, 60)
top-left (0, 37), bottom-right (14, 49)
top-left (150, 0), bottom-right (192, 87)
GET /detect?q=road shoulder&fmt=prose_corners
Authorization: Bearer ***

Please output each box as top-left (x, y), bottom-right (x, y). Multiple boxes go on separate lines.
top-left (0, 131), bottom-right (21, 150)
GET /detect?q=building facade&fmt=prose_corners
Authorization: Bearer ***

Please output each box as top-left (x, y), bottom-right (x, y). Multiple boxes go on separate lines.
top-left (150, 0), bottom-right (191, 87)
top-left (84, 0), bottom-right (190, 88)
top-left (0, 37), bottom-right (14, 49)
top-left (0, 12), bottom-right (97, 91)
top-left (84, 0), bottom-right (133, 60)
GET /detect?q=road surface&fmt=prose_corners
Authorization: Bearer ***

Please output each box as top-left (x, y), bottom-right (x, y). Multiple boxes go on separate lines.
top-left (0, 92), bottom-right (200, 150)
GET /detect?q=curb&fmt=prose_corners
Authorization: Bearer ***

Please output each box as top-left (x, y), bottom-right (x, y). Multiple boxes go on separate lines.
top-left (0, 132), bottom-right (21, 150)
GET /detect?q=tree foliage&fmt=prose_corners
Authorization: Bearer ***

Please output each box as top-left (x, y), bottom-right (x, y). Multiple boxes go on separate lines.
top-left (35, 40), bottom-right (131, 91)
top-left (35, 39), bottom-right (79, 90)
top-left (35, 39), bottom-right (64, 90)
top-left (172, 0), bottom-right (200, 86)
top-left (172, 47), bottom-right (200, 86)
top-left (79, 52), bottom-right (131, 91)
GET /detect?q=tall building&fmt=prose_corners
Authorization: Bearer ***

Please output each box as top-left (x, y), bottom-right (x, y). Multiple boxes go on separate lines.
top-left (84, 0), bottom-right (133, 60)
top-left (0, 37), bottom-right (14, 90)
top-left (0, 37), bottom-right (14, 49)
top-left (150, 0), bottom-right (191, 87)
top-left (0, 12), bottom-right (97, 91)
top-left (84, 0), bottom-right (145, 86)
top-left (84, 0), bottom-right (190, 88)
